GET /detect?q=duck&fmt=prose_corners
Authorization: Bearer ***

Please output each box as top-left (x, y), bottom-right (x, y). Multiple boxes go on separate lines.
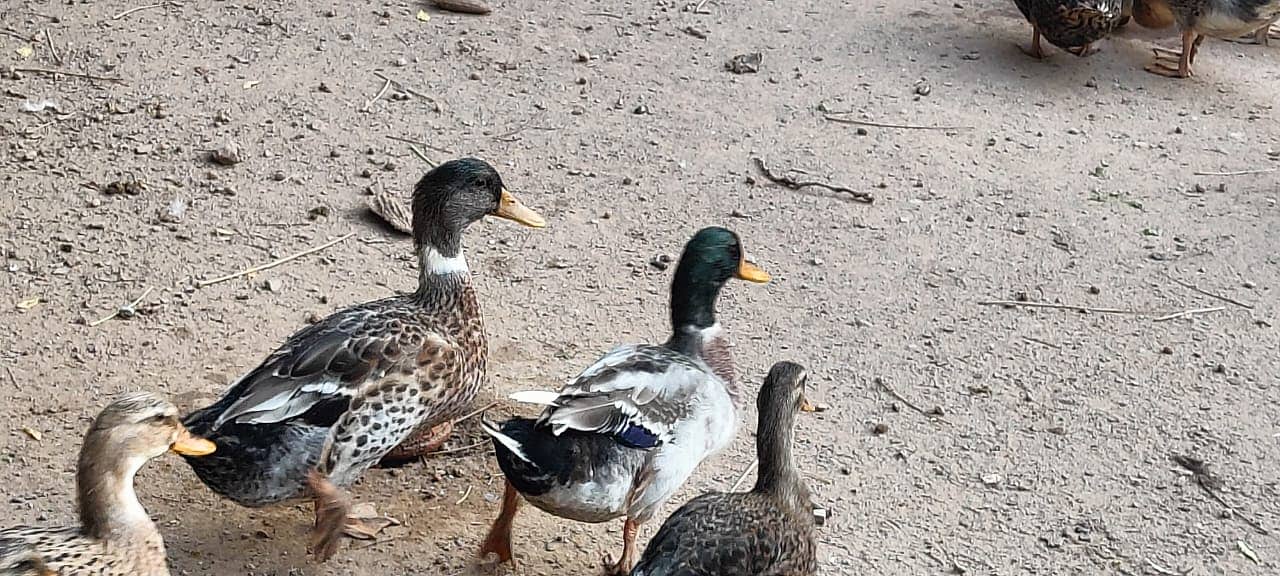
top-left (0, 392), bottom-right (217, 576)
top-left (630, 361), bottom-right (818, 576)
top-left (1012, 0), bottom-right (1128, 58)
top-left (181, 158), bottom-right (545, 561)
top-left (1142, 0), bottom-right (1280, 77)
top-left (477, 226), bottom-right (771, 575)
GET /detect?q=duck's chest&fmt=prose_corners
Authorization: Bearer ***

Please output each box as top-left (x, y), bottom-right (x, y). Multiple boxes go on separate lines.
top-left (414, 285), bottom-right (488, 420)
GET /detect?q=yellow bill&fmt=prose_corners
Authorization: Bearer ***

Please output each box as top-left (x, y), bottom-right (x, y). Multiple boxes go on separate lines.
top-left (170, 430), bottom-right (217, 457)
top-left (492, 188), bottom-right (547, 228)
top-left (736, 260), bottom-right (771, 284)
top-left (799, 395), bottom-right (817, 413)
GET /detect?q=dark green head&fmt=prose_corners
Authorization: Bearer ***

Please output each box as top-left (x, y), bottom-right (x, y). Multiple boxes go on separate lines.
top-left (411, 158), bottom-right (545, 256)
top-left (668, 226), bottom-right (770, 331)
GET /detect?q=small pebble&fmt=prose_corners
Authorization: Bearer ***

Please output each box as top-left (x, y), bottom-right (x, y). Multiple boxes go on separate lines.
top-left (469, 71), bottom-right (482, 80)
top-left (575, 49), bottom-right (591, 62)
top-left (871, 422), bottom-right (888, 435)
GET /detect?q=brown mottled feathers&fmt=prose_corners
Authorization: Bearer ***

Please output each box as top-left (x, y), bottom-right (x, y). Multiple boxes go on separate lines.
top-left (1, 529), bottom-right (164, 576)
top-left (630, 492), bottom-right (817, 576)
top-left (1013, 0), bottom-right (1127, 51)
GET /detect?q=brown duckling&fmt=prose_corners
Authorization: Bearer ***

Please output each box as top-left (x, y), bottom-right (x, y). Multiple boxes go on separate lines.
top-left (0, 392), bottom-right (216, 576)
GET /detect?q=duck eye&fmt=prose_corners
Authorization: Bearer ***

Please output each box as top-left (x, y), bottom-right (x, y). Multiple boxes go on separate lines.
top-left (473, 177), bottom-right (490, 188)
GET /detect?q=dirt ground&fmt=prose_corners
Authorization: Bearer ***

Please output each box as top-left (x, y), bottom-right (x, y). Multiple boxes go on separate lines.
top-left (2, 0), bottom-right (1278, 574)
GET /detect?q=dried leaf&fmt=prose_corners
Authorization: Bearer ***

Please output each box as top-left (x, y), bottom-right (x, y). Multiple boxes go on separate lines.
top-left (15, 45), bottom-right (34, 59)
top-left (16, 297), bottom-right (40, 310)
top-left (21, 426), bottom-right (42, 441)
top-left (368, 192), bottom-right (413, 235)
top-left (416, 9), bottom-right (431, 22)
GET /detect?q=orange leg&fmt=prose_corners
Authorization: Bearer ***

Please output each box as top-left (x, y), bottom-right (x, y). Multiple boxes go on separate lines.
top-left (602, 518), bottom-right (640, 576)
top-left (305, 470), bottom-right (395, 562)
top-left (1146, 29), bottom-right (1197, 78)
top-left (1020, 26), bottom-right (1047, 60)
top-left (378, 420), bottom-right (454, 466)
top-left (478, 480), bottom-right (521, 566)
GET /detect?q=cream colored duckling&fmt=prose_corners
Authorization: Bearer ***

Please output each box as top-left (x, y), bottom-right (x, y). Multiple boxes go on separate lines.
top-left (0, 392), bottom-right (215, 576)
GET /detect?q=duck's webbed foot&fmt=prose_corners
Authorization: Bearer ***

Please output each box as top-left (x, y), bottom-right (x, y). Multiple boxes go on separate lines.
top-left (378, 420), bottom-right (455, 466)
top-left (478, 480), bottom-right (521, 567)
top-left (1146, 32), bottom-right (1195, 78)
top-left (600, 518), bottom-right (640, 576)
top-left (1019, 26), bottom-right (1047, 59)
top-left (306, 472), bottom-right (397, 561)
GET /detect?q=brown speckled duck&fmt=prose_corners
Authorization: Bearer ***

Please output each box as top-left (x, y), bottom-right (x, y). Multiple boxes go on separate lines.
top-left (0, 392), bottom-right (216, 576)
top-left (1013, 0), bottom-right (1129, 58)
top-left (1142, 0), bottom-right (1280, 76)
top-left (630, 361), bottom-right (818, 576)
top-left (181, 158), bottom-right (545, 561)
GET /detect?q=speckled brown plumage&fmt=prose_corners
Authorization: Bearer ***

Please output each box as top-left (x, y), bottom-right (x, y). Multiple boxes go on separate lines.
top-left (1013, 0), bottom-right (1127, 57)
top-left (180, 158), bottom-right (545, 561)
top-left (631, 362), bottom-right (817, 576)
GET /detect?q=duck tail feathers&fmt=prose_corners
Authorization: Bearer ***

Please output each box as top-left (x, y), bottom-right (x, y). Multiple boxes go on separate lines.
top-left (480, 414), bottom-right (532, 464)
top-left (508, 390), bottom-right (560, 406)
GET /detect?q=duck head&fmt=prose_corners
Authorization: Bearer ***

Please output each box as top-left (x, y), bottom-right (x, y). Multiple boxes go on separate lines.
top-left (669, 226), bottom-right (770, 332)
top-left (411, 158), bottom-right (545, 275)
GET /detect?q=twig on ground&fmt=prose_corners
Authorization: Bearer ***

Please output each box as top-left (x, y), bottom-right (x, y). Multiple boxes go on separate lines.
top-left (372, 71), bottom-right (436, 102)
top-left (1153, 306), bottom-right (1225, 322)
top-left (729, 459), bottom-right (758, 491)
top-left (386, 135), bottom-right (453, 155)
top-left (12, 67), bottom-right (125, 84)
top-left (43, 30), bottom-right (61, 65)
top-left (978, 300), bottom-right (1140, 315)
top-left (5, 366), bottom-right (18, 390)
top-left (432, 441), bottom-right (489, 458)
top-left (454, 485), bottom-right (473, 505)
top-left (1172, 454), bottom-right (1269, 535)
top-left (0, 29), bottom-right (32, 42)
top-left (1192, 168), bottom-right (1276, 177)
top-left (361, 78), bottom-right (392, 112)
top-left (824, 114), bottom-right (973, 131)
top-left (407, 144), bottom-right (437, 167)
top-left (194, 233), bottom-right (355, 288)
top-left (753, 158), bottom-right (873, 204)
top-left (493, 111), bottom-right (555, 142)
top-left (1021, 335), bottom-right (1061, 349)
top-left (583, 11), bottom-right (623, 18)
top-left (88, 286), bottom-right (154, 327)
top-left (693, 0), bottom-right (713, 14)
top-left (454, 400), bottom-right (500, 425)
top-left (112, 2), bottom-right (178, 20)
top-left (874, 376), bottom-right (946, 422)
top-left (1167, 276), bottom-right (1255, 309)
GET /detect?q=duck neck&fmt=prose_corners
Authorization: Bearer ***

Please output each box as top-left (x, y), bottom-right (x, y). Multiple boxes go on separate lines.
top-left (76, 436), bottom-right (161, 549)
top-left (414, 241), bottom-right (470, 302)
top-left (752, 401), bottom-right (805, 508)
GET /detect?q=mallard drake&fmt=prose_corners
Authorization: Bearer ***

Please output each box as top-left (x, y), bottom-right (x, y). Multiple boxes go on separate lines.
top-left (477, 226), bottom-right (771, 575)
top-left (181, 158), bottom-right (545, 561)
top-left (631, 361), bottom-right (818, 576)
top-left (1143, 0), bottom-right (1280, 77)
top-left (1013, 0), bottom-right (1128, 58)
top-left (0, 392), bottom-right (216, 576)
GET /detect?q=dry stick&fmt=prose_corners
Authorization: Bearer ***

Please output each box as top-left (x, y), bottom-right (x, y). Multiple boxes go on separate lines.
top-left (978, 300), bottom-right (1140, 315)
top-left (407, 144), bottom-right (437, 167)
top-left (874, 376), bottom-right (941, 421)
top-left (111, 3), bottom-right (174, 20)
top-left (753, 157), bottom-right (873, 204)
top-left (454, 485), bottom-right (473, 505)
top-left (729, 460), bottom-right (758, 491)
top-left (4, 366), bottom-right (18, 390)
top-left (1192, 168), bottom-right (1276, 177)
top-left (1167, 276), bottom-right (1255, 309)
top-left (693, 0), bottom-right (713, 14)
top-left (12, 67), bottom-right (125, 84)
top-left (1153, 306), bottom-right (1226, 322)
top-left (194, 232), bottom-right (355, 288)
top-left (89, 286), bottom-right (154, 327)
top-left (1173, 455), bottom-right (1269, 535)
top-left (0, 29), bottom-right (31, 42)
top-left (372, 71), bottom-right (435, 102)
top-left (1021, 335), bottom-right (1061, 350)
top-left (824, 114), bottom-right (973, 131)
top-left (432, 440), bottom-right (489, 458)
top-left (583, 11), bottom-right (623, 18)
top-left (454, 400), bottom-right (500, 425)
top-left (386, 134), bottom-right (453, 154)
top-left (43, 29), bottom-right (61, 65)
top-left (361, 78), bottom-right (392, 112)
